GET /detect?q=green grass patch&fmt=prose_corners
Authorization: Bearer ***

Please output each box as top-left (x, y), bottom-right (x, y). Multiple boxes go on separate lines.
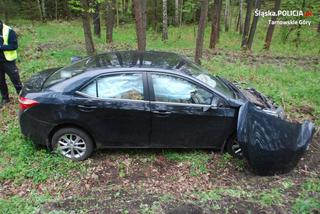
top-left (163, 150), bottom-right (210, 176)
top-left (0, 191), bottom-right (52, 214)
top-left (292, 178), bottom-right (320, 214)
top-left (0, 123), bottom-right (84, 184)
top-left (258, 189), bottom-right (283, 207)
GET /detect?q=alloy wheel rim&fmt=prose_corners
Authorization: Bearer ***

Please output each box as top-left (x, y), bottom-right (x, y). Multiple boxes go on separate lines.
top-left (231, 139), bottom-right (243, 157)
top-left (57, 134), bottom-right (86, 159)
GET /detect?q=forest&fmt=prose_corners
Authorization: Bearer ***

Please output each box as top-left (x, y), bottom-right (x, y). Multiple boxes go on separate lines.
top-left (0, 0), bottom-right (319, 213)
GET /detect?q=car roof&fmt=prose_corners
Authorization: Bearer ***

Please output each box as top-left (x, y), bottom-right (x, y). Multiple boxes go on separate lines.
top-left (84, 51), bottom-right (190, 73)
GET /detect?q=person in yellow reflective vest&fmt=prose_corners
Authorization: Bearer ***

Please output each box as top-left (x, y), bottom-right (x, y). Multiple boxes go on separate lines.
top-left (0, 20), bottom-right (22, 108)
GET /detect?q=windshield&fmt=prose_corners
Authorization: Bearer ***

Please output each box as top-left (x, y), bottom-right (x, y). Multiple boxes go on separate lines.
top-left (43, 57), bottom-right (96, 88)
top-left (179, 60), bottom-right (236, 99)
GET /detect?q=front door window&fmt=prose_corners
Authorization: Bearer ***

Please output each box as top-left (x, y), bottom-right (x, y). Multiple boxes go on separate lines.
top-left (151, 74), bottom-right (212, 105)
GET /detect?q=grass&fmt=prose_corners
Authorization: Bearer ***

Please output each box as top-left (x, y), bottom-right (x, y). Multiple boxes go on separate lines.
top-left (163, 150), bottom-right (211, 176)
top-left (0, 192), bottom-right (52, 214)
top-left (0, 123), bottom-right (84, 184)
top-left (258, 189), bottom-right (283, 207)
top-left (0, 19), bottom-right (319, 212)
top-left (292, 178), bottom-right (320, 214)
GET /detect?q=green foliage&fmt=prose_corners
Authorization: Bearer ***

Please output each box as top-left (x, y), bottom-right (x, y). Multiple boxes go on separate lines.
top-left (68, 0), bottom-right (83, 12)
top-left (182, 0), bottom-right (200, 23)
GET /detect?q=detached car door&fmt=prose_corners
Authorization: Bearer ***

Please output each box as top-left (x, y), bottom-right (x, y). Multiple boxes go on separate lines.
top-left (148, 73), bottom-right (236, 148)
top-left (73, 72), bottom-right (151, 147)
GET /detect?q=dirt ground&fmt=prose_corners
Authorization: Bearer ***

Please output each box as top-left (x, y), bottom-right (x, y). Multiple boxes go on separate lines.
top-left (1, 130), bottom-right (317, 213)
top-left (32, 133), bottom-right (318, 213)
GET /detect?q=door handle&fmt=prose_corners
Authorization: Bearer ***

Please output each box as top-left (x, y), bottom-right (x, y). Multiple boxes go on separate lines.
top-left (152, 110), bottom-right (171, 116)
top-left (77, 105), bottom-right (97, 112)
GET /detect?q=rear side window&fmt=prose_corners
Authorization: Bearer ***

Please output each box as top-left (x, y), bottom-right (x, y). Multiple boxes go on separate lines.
top-left (43, 57), bottom-right (95, 88)
top-left (81, 73), bottom-right (144, 100)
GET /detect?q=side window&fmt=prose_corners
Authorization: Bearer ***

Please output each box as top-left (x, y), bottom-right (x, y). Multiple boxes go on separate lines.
top-left (152, 74), bottom-right (212, 105)
top-left (81, 73), bottom-right (144, 100)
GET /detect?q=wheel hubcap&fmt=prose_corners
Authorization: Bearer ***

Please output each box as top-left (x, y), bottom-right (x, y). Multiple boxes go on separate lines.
top-left (57, 134), bottom-right (86, 159)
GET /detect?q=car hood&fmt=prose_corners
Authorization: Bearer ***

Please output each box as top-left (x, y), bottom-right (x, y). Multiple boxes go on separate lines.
top-left (217, 77), bottom-right (276, 109)
top-left (23, 67), bottom-right (61, 92)
top-left (240, 88), bottom-right (276, 110)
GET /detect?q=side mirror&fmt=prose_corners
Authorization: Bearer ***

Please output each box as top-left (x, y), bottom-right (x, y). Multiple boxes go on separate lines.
top-left (202, 97), bottom-right (222, 112)
top-left (71, 56), bottom-right (83, 64)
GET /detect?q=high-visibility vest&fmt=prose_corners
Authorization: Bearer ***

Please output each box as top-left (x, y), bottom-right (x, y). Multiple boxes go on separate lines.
top-left (2, 24), bottom-right (18, 61)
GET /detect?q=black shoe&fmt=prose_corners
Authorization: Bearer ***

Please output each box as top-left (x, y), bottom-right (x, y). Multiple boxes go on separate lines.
top-left (0, 99), bottom-right (10, 109)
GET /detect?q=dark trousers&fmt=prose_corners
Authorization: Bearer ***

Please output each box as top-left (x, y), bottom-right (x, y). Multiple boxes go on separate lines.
top-left (0, 61), bottom-right (23, 101)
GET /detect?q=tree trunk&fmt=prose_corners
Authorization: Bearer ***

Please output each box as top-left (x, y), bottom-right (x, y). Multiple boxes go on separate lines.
top-left (179, 0), bottom-right (183, 26)
top-left (55, 0), bottom-right (58, 20)
top-left (239, 0), bottom-right (243, 33)
top-left (209, 0), bottom-right (222, 49)
top-left (296, 0), bottom-right (305, 48)
top-left (37, 0), bottom-right (44, 22)
top-left (264, 0), bottom-right (281, 50)
top-left (224, 0), bottom-right (230, 32)
top-left (241, 0), bottom-right (253, 49)
top-left (133, 0), bottom-right (147, 51)
top-left (63, 0), bottom-right (71, 20)
top-left (93, 3), bottom-right (101, 37)
top-left (124, 0), bottom-right (129, 12)
top-left (152, 0), bottom-right (158, 31)
top-left (142, 0), bottom-right (147, 32)
top-left (318, 22), bottom-right (320, 33)
top-left (162, 0), bottom-right (168, 40)
top-left (80, 0), bottom-right (95, 55)
top-left (217, 0), bottom-right (222, 40)
top-left (115, 0), bottom-right (119, 27)
top-left (246, 0), bottom-right (262, 50)
top-left (41, 0), bottom-right (46, 21)
top-left (195, 0), bottom-right (209, 64)
top-left (105, 0), bottom-right (115, 43)
top-left (174, 0), bottom-right (179, 26)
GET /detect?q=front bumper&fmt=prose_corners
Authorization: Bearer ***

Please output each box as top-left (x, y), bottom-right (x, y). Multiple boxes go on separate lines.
top-left (19, 111), bottom-right (53, 147)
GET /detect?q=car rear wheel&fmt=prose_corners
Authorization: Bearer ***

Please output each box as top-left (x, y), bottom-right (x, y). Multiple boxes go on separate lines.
top-left (226, 135), bottom-right (243, 159)
top-left (52, 127), bottom-right (93, 161)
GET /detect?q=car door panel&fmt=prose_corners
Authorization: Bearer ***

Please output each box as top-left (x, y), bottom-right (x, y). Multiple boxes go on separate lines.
top-left (69, 97), bottom-right (151, 148)
top-left (148, 73), bottom-right (237, 148)
top-left (150, 102), bottom-right (236, 148)
top-left (70, 72), bottom-right (151, 148)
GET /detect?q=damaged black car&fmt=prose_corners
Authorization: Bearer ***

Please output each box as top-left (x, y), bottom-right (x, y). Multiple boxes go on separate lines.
top-left (19, 51), bottom-right (314, 174)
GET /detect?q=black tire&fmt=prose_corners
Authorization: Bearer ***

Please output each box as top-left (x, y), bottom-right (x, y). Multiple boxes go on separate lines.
top-left (226, 135), bottom-right (243, 159)
top-left (51, 127), bottom-right (94, 161)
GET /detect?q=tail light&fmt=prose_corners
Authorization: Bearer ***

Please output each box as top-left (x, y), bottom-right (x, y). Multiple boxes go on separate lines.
top-left (19, 96), bottom-right (39, 111)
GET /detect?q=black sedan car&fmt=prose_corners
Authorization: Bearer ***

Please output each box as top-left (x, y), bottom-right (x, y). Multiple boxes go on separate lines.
top-left (19, 51), bottom-right (279, 160)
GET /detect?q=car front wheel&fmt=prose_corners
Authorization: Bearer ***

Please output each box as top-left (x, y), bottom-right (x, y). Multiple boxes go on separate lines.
top-left (52, 127), bottom-right (93, 161)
